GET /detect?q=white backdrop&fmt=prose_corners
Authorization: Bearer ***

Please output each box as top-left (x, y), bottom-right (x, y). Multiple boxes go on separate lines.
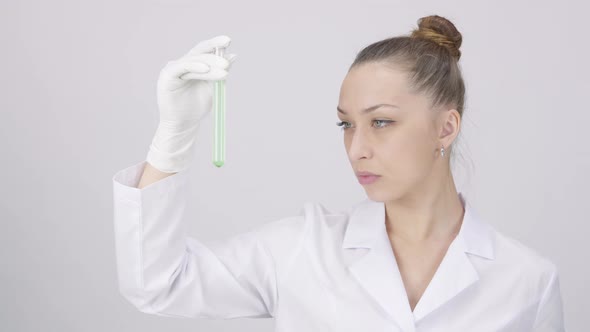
top-left (1, 0), bottom-right (587, 330)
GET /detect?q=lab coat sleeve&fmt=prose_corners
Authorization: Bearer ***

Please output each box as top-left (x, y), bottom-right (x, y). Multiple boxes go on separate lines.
top-left (112, 160), bottom-right (295, 319)
top-left (532, 265), bottom-right (566, 331)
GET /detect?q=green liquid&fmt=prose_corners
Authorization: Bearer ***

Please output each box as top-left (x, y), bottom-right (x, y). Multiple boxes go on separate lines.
top-left (213, 78), bottom-right (225, 167)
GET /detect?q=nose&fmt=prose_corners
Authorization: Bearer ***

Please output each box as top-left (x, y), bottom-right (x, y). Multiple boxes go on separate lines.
top-left (346, 128), bottom-right (373, 161)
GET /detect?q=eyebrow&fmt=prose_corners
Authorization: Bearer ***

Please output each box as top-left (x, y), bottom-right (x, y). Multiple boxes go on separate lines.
top-left (337, 103), bottom-right (399, 115)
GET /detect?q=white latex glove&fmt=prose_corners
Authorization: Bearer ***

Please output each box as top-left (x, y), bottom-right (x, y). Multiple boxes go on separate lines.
top-left (146, 35), bottom-right (237, 173)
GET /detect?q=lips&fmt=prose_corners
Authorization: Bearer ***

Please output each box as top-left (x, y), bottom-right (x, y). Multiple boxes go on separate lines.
top-left (355, 171), bottom-right (379, 176)
top-left (357, 174), bottom-right (381, 185)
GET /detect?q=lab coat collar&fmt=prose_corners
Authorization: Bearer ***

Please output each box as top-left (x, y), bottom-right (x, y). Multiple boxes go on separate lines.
top-left (341, 192), bottom-right (495, 329)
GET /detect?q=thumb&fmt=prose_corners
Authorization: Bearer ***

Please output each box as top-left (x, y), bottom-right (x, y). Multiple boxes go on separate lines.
top-left (225, 53), bottom-right (238, 64)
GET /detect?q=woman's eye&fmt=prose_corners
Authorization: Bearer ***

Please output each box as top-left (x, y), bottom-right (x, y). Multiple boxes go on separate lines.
top-left (336, 121), bottom-right (352, 130)
top-left (336, 120), bottom-right (393, 131)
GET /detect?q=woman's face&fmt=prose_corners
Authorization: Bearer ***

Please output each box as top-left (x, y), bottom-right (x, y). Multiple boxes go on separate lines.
top-left (337, 61), bottom-right (447, 202)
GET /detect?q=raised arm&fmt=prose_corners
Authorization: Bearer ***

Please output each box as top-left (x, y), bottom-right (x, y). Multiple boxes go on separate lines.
top-left (112, 160), bottom-right (295, 318)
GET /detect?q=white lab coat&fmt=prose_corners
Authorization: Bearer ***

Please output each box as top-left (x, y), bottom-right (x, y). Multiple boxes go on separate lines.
top-left (112, 160), bottom-right (565, 331)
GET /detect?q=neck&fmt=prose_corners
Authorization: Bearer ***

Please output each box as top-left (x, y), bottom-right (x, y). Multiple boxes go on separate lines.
top-left (384, 165), bottom-right (464, 243)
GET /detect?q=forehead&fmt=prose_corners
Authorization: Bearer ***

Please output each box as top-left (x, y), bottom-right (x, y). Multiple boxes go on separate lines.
top-left (339, 62), bottom-right (417, 110)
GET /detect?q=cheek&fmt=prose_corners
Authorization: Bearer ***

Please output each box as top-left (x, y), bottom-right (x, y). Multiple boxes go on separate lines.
top-left (382, 128), bottom-right (433, 178)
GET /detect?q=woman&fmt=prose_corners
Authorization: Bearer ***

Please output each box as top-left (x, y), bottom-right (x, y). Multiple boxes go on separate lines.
top-left (112, 15), bottom-right (565, 331)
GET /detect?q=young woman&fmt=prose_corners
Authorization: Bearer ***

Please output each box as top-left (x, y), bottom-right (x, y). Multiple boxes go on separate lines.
top-left (112, 15), bottom-right (565, 331)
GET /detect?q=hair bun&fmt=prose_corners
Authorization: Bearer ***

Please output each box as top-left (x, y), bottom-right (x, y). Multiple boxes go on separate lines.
top-left (410, 15), bottom-right (462, 61)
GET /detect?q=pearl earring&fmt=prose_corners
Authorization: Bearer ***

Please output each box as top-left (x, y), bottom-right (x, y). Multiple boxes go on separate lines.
top-left (440, 146), bottom-right (445, 157)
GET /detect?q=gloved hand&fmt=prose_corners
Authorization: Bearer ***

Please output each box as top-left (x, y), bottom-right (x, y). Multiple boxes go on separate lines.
top-left (146, 35), bottom-right (237, 173)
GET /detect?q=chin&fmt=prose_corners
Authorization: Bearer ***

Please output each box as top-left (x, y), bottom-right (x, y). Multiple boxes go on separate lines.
top-left (363, 184), bottom-right (404, 203)
top-left (364, 189), bottom-right (396, 203)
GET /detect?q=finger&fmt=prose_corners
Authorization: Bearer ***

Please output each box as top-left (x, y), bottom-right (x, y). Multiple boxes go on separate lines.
top-left (180, 67), bottom-right (228, 81)
top-left (181, 53), bottom-right (229, 69)
top-left (225, 53), bottom-right (237, 64)
top-left (224, 54), bottom-right (237, 70)
top-left (184, 35), bottom-right (231, 57)
top-left (166, 60), bottom-right (210, 80)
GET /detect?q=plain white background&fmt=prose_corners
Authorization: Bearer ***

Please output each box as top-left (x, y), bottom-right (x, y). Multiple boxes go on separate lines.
top-left (1, 0), bottom-right (587, 330)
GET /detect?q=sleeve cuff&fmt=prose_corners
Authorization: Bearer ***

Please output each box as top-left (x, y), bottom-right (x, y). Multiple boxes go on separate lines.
top-left (112, 160), bottom-right (191, 204)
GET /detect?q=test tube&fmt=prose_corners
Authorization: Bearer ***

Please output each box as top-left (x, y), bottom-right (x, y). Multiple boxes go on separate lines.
top-left (213, 46), bottom-right (226, 167)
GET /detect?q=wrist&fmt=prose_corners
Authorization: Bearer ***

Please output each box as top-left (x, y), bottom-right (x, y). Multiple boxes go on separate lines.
top-left (146, 122), bottom-right (201, 173)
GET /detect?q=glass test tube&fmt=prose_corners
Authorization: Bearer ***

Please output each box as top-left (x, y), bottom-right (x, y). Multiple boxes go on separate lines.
top-left (213, 46), bottom-right (226, 167)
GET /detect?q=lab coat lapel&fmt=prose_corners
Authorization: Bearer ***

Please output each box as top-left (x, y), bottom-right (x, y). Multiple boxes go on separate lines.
top-left (342, 193), bottom-right (495, 328)
top-left (343, 198), bottom-right (416, 332)
top-left (412, 193), bottom-right (495, 322)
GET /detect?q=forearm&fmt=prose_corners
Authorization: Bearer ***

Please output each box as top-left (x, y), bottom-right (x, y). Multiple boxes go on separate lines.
top-left (137, 162), bottom-right (177, 189)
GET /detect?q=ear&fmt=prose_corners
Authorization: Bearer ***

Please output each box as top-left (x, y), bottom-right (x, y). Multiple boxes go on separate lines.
top-left (438, 108), bottom-right (461, 147)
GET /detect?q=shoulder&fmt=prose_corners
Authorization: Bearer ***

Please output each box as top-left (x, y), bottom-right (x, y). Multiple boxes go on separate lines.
top-left (252, 201), bottom-right (349, 242)
top-left (243, 201), bottom-right (348, 276)
top-left (486, 227), bottom-right (559, 299)
top-left (492, 229), bottom-right (558, 275)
